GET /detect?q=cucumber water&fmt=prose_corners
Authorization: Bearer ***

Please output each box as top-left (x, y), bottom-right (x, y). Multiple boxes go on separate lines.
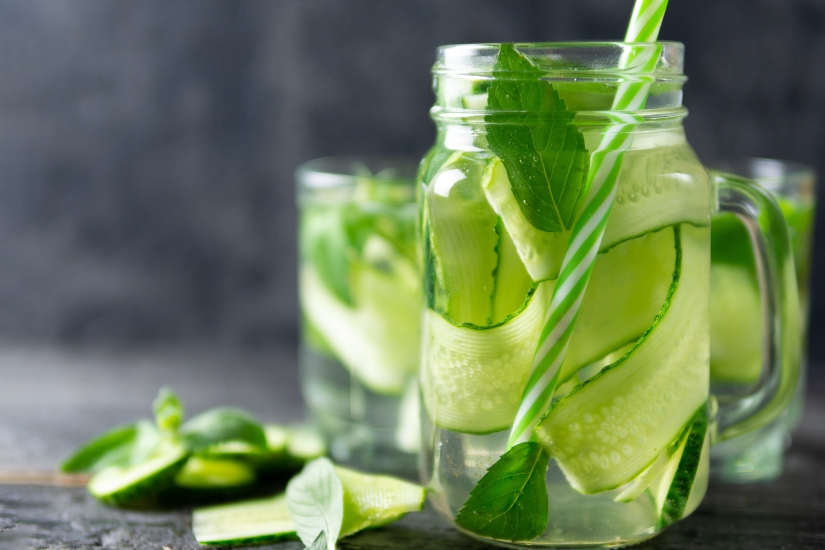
top-left (298, 158), bottom-right (422, 475)
top-left (421, 126), bottom-right (712, 546)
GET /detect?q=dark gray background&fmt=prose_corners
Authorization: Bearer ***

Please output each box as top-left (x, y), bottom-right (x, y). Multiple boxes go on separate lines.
top-left (0, 0), bottom-right (822, 366)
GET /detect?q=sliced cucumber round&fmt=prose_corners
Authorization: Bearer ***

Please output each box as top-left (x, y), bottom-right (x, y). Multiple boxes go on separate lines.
top-left (422, 281), bottom-right (554, 434)
top-left (174, 456), bottom-right (255, 489)
top-left (535, 224), bottom-right (709, 494)
top-left (192, 493), bottom-right (297, 546)
top-left (88, 443), bottom-right (187, 508)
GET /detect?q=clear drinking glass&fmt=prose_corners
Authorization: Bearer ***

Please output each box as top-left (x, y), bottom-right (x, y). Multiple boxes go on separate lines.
top-left (709, 158), bottom-right (816, 482)
top-left (418, 42), bottom-right (800, 548)
top-left (297, 156), bottom-right (421, 475)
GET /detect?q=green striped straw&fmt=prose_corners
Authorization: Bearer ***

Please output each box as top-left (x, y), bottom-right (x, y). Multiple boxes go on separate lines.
top-left (507, 0), bottom-right (670, 449)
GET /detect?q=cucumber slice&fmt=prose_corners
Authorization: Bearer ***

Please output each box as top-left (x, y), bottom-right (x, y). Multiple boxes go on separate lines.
top-left (422, 226), bottom-right (678, 435)
top-left (192, 493), bottom-right (297, 546)
top-left (427, 152), bottom-right (500, 325)
top-left (483, 159), bottom-right (569, 281)
top-left (461, 92), bottom-right (488, 110)
top-left (286, 426), bottom-right (327, 463)
top-left (334, 465), bottom-right (426, 537)
top-left (536, 224), bottom-right (709, 494)
top-left (174, 456), bottom-right (255, 489)
top-left (422, 280), bottom-right (554, 434)
top-left (562, 226), bottom-right (678, 383)
top-left (491, 218), bottom-right (535, 324)
top-left (650, 406), bottom-right (709, 528)
top-left (482, 156), bottom-right (709, 282)
top-left (709, 264), bottom-right (763, 384)
top-left (300, 248), bottom-right (419, 395)
top-left (600, 145), bottom-right (710, 251)
top-left (88, 443), bottom-right (187, 508)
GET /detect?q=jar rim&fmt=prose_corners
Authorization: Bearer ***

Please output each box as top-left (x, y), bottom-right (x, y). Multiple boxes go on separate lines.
top-left (434, 41), bottom-right (684, 78)
top-left (296, 155), bottom-right (419, 190)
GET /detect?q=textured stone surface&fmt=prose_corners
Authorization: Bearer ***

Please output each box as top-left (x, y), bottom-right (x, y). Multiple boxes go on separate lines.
top-left (0, 349), bottom-right (823, 549)
top-left (0, 0), bottom-right (821, 365)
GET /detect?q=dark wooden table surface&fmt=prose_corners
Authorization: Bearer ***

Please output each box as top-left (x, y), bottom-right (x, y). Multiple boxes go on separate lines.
top-left (0, 346), bottom-right (823, 550)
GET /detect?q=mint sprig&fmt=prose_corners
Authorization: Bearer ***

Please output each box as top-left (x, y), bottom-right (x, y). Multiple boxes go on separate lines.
top-left (486, 44), bottom-right (589, 233)
top-left (455, 442), bottom-right (550, 541)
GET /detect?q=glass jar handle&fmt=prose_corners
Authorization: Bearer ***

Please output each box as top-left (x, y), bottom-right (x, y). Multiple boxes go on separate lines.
top-left (711, 170), bottom-right (801, 442)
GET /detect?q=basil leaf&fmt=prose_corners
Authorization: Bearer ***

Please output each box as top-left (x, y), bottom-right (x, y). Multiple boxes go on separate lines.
top-left (455, 441), bottom-right (550, 541)
top-left (60, 420), bottom-right (161, 473)
top-left (152, 386), bottom-right (183, 433)
top-left (286, 458), bottom-right (343, 550)
top-left (486, 43), bottom-right (590, 233)
top-left (179, 408), bottom-right (267, 451)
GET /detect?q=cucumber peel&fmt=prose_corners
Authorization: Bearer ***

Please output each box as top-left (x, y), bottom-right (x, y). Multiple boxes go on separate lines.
top-left (88, 443), bottom-right (187, 509)
top-left (193, 493), bottom-right (297, 546)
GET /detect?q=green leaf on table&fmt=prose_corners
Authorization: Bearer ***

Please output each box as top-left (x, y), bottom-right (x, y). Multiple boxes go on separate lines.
top-left (455, 441), bottom-right (550, 541)
top-left (486, 43), bottom-right (590, 233)
top-left (152, 386), bottom-right (183, 433)
top-left (61, 420), bottom-right (161, 473)
top-left (60, 423), bottom-right (137, 473)
top-left (286, 458), bottom-right (343, 550)
top-left (179, 408), bottom-right (268, 452)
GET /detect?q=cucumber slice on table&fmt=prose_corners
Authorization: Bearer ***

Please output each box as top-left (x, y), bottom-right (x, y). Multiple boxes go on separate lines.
top-left (535, 224), bottom-right (709, 494)
top-left (174, 456), bottom-right (255, 489)
top-left (334, 466), bottom-right (426, 537)
top-left (193, 493), bottom-right (297, 546)
top-left (88, 443), bottom-right (187, 508)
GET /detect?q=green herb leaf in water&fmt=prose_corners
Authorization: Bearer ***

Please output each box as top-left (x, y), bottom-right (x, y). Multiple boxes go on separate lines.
top-left (286, 458), bottom-right (343, 550)
top-left (486, 43), bottom-right (590, 233)
top-left (455, 442), bottom-right (550, 541)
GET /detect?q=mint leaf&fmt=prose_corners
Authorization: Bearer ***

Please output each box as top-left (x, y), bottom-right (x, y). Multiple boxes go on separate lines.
top-left (61, 420), bottom-right (161, 473)
top-left (486, 43), bottom-right (589, 233)
top-left (455, 442), bottom-right (550, 541)
top-left (60, 423), bottom-right (138, 473)
top-left (179, 408), bottom-right (267, 451)
top-left (286, 458), bottom-right (343, 550)
top-left (152, 386), bottom-right (183, 433)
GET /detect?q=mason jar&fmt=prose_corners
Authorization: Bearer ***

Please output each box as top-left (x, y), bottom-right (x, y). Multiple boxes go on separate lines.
top-left (418, 42), bottom-right (799, 548)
